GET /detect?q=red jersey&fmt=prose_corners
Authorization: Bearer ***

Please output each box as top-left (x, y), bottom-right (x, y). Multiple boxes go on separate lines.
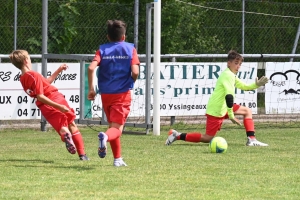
top-left (20, 71), bottom-right (58, 105)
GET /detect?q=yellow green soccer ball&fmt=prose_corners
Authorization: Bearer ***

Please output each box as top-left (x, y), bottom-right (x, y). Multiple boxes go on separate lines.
top-left (209, 137), bottom-right (228, 153)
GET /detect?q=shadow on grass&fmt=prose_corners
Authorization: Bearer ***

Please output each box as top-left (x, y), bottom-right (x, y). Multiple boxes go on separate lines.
top-left (168, 142), bottom-right (247, 147)
top-left (12, 165), bottom-right (95, 170)
top-left (0, 159), bottom-right (54, 163)
top-left (167, 143), bottom-right (208, 147)
top-left (0, 159), bottom-right (96, 170)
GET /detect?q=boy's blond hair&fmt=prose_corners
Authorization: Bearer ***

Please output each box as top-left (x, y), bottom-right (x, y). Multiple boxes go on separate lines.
top-left (9, 50), bottom-right (29, 69)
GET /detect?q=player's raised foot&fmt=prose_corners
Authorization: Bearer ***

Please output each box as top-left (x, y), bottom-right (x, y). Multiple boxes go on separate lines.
top-left (246, 137), bottom-right (268, 147)
top-left (79, 154), bottom-right (90, 161)
top-left (98, 132), bottom-right (108, 158)
top-left (165, 129), bottom-right (181, 146)
top-left (114, 158), bottom-right (128, 167)
top-left (64, 133), bottom-right (77, 154)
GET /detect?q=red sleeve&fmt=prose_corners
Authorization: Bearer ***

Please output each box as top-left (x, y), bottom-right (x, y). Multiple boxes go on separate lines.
top-left (92, 50), bottom-right (101, 65)
top-left (131, 48), bottom-right (140, 65)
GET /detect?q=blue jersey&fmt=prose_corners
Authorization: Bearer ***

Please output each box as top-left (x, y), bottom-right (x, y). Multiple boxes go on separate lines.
top-left (98, 42), bottom-right (134, 94)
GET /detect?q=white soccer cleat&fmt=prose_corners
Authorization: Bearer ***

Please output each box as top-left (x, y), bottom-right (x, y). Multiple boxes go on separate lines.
top-left (114, 158), bottom-right (128, 167)
top-left (246, 137), bottom-right (269, 147)
top-left (165, 129), bottom-right (181, 146)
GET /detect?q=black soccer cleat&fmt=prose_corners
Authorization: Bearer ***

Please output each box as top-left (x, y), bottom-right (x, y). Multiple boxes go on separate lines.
top-left (79, 155), bottom-right (90, 160)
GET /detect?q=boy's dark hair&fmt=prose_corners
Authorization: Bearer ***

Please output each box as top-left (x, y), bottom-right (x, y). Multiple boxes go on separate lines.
top-left (227, 50), bottom-right (243, 61)
top-left (107, 20), bottom-right (126, 42)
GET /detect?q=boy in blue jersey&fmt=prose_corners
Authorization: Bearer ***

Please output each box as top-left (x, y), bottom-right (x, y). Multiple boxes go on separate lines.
top-left (87, 20), bottom-right (140, 167)
top-left (165, 50), bottom-right (269, 147)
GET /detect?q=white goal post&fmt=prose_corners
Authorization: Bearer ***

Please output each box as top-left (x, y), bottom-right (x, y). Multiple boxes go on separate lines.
top-left (153, 0), bottom-right (161, 136)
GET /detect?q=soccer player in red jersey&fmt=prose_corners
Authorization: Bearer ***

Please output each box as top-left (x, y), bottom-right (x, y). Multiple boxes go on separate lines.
top-left (9, 50), bottom-right (89, 160)
top-left (87, 20), bottom-right (140, 167)
top-left (165, 50), bottom-right (269, 147)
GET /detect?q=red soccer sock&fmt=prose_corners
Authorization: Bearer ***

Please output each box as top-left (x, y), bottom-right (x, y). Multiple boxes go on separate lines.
top-left (186, 133), bottom-right (202, 143)
top-left (106, 127), bottom-right (122, 142)
top-left (72, 131), bottom-right (86, 156)
top-left (60, 132), bottom-right (66, 142)
top-left (110, 137), bottom-right (121, 159)
top-left (177, 132), bottom-right (202, 143)
top-left (244, 118), bottom-right (256, 139)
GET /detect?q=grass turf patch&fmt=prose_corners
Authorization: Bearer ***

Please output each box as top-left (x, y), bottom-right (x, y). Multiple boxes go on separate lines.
top-left (0, 127), bottom-right (299, 199)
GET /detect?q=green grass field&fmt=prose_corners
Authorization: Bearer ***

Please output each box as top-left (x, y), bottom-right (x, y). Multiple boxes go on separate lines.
top-left (1, 126), bottom-right (300, 200)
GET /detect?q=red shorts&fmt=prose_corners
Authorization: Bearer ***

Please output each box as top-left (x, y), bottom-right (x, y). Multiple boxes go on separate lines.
top-left (101, 91), bottom-right (131, 125)
top-left (38, 92), bottom-right (75, 134)
top-left (205, 104), bottom-right (240, 136)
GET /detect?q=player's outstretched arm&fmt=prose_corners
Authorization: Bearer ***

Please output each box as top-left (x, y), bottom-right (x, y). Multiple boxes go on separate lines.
top-left (235, 77), bottom-right (258, 91)
top-left (47, 64), bottom-right (68, 84)
top-left (225, 94), bottom-right (242, 126)
top-left (36, 94), bottom-right (69, 113)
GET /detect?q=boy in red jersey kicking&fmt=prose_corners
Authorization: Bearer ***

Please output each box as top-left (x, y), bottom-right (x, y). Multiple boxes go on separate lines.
top-left (9, 50), bottom-right (89, 160)
top-left (165, 50), bottom-right (269, 147)
top-left (87, 20), bottom-right (140, 167)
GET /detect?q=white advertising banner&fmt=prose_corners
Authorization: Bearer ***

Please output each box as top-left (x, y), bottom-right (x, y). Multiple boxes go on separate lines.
top-left (0, 64), bottom-right (40, 119)
top-left (265, 62), bottom-right (300, 114)
top-left (1, 62), bottom-right (258, 119)
top-left (0, 63), bottom-right (81, 119)
top-left (127, 62), bottom-right (258, 117)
